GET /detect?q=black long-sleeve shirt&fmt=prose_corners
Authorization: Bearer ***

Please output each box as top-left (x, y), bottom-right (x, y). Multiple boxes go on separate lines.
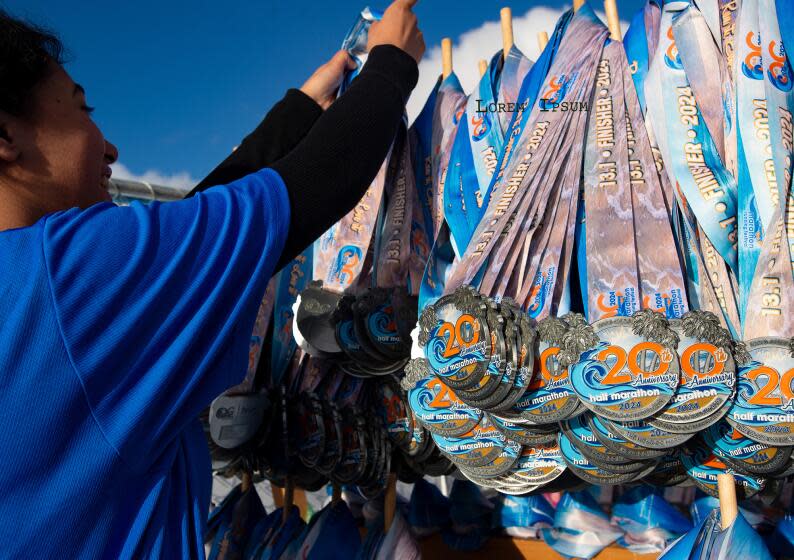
top-left (190, 45), bottom-right (419, 269)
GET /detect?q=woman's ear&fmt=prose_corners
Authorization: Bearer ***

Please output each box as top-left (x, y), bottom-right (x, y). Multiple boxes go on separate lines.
top-left (0, 116), bottom-right (21, 163)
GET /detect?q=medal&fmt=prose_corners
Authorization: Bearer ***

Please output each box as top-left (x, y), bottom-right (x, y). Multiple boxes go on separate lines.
top-left (681, 444), bottom-right (765, 499)
top-left (433, 416), bottom-right (519, 468)
top-left (704, 419), bottom-right (793, 475)
top-left (641, 453), bottom-right (690, 487)
top-left (488, 414), bottom-right (557, 445)
top-left (569, 314), bottom-right (679, 421)
top-left (587, 414), bottom-right (667, 461)
top-left (558, 432), bottom-right (656, 485)
top-left (728, 337), bottom-right (794, 446)
top-left (408, 374), bottom-right (482, 437)
top-left (419, 288), bottom-right (493, 390)
top-left (602, 417), bottom-right (694, 449)
top-left (650, 312), bottom-right (736, 426)
top-left (509, 316), bottom-right (582, 423)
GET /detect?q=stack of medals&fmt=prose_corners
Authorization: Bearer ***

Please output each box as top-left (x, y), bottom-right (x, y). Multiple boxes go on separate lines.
top-left (405, 0), bottom-right (794, 499)
top-left (406, 6), bottom-right (610, 495)
top-left (202, 0), bottom-right (794, 510)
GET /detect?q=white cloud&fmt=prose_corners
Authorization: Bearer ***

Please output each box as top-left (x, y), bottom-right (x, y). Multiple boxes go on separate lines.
top-left (110, 162), bottom-right (197, 192)
top-left (406, 4), bottom-right (629, 121)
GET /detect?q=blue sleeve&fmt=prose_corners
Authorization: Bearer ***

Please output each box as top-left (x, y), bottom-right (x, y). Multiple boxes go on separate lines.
top-left (42, 168), bottom-right (290, 466)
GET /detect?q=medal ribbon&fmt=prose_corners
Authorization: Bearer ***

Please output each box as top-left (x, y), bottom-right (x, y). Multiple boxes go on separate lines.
top-left (418, 73), bottom-right (466, 310)
top-left (312, 8), bottom-right (388, 294)
top-left (418, 6), bottom-right (583, 310)
top-left (736, 0), bottom-right (774, 316)
top-left (271, 249), bottom-right (313, 387)
top-left (373, 125), bottom-right (415, 289)
top-left (520, 107), bottom-right (592, 318)
top-left (759, 0), bottom-right (794, 211)
top-left (497, 46), bottom-right (536, 135)
top-left (742, 0), bottom-right (794, 339)
top-left (408, 81), bottom-right (439, 295)
top-left (624, 1), bottom-right (656, 114)
top-left (656, 4), bottom-right (740, 275)
top-left (444, 53), bottom-right (510, 257)
top-left (647, 3), bottom-right (741, 334)
top-left (431, 74), bottom-right (467, 239)
top-left (624, 47), bottom-right (689, 318)
top-left (674, 6), bottom-right (731, 166)
top-left (443, 11), bottom-right (609, 297)
top-left (583, 40), bottom-right (642, 322)
top-left (228, 278), bottom-right (277, 394)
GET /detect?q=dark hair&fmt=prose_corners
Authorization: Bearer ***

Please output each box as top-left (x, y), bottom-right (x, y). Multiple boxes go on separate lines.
top-left (0, 10), bottom-right (64, 116)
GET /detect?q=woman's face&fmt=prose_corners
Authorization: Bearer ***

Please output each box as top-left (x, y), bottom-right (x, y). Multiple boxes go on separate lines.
top-left (3, 61), bottom-right (118, 213)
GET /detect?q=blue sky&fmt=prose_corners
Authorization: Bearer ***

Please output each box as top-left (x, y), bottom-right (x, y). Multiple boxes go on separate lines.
top-left (5, 0), bottom-right (644, 186)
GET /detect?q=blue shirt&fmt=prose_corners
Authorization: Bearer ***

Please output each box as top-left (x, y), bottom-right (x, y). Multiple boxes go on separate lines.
top-left (0, 168), bottom-right (290, 559)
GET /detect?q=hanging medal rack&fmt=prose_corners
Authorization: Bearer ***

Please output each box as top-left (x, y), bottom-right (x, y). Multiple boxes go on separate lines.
top-left (199, 0), bottom-right (794, 556)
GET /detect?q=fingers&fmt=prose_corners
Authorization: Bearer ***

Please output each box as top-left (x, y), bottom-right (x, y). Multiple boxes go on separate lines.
top-left (367, 0), bottom-right (424, 63)
top-left (331, 49), bottom-right (350, 65)
top-left (327, 50), bottom-right (355, 73)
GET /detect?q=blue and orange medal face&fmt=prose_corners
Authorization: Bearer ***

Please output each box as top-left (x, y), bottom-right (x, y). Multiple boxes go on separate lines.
top-left (375, 378), bottom-right (414, 452)
top-left (561, 413), bottom-right (658, 475)
top-left (650, 326), bottom-right (735, 424)
top-left (558, 431), bottom-right (656, 485)
top-left (431, 416), bottom-right (520, 469)
top-left (601, 416), bottom-right (694, 450)
top-left (586, 414), bottom-right (667, 461)
top-left (703, 419), bottom-right (793, 475)
top-left (335, 295), bottom-right (378, 366)
top-left (508, 339), bottom-right (581, 424)
top-left (506, 442), bottom-right (566, 486)
top-left (681, 445), bottom-right (765, 499)
top-left (454, 306), bottom-right (508, 406)
top-left (462, 441), bottom-right (566, 492)
top-left (728, 337), bottom-right (794, 446)
top-left (420, 290), bottom-right (493, 390)
top-left (570, 317), bottom-right (680, 421)
top-left (408, 375), bottom-right (482, 437)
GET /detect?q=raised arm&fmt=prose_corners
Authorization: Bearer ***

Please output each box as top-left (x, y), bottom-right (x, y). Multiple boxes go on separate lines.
top-left (272, 0), bottom-right (424, 266)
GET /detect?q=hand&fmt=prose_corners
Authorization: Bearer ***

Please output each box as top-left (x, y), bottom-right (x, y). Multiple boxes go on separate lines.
top-left (300, 50), bottom-right (357, 110)
top-left (367, 0), bottom-right (425, 64)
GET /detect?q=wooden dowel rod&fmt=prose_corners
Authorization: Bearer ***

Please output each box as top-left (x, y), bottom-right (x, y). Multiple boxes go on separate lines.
top-left (717, 473), bottom-right (738, 530)
top-left (537, 31), bottom-right (549, 52)
top-left (384, 472), bottom-right (397, 533)
top-left (441, 38), bottom-right (453, 79)
top-left (271, 483), bottom-right (285, 508)
top-left (478, 59), bottom-right (488, 78)
top-left (241, 471), bottom-right (252, 492)
top-left (294, 488), bottom-right (308, 521)
top-left (573, 0), bottom-right (585, 12)
top-left (500, 7), bottom-right (514, 60)
top-left (604, 0), bottom-right (621, 40)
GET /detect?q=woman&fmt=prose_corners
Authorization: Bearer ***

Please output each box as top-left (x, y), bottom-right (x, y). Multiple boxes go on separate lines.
top-left (0, 1), bottom-right (424, 558)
